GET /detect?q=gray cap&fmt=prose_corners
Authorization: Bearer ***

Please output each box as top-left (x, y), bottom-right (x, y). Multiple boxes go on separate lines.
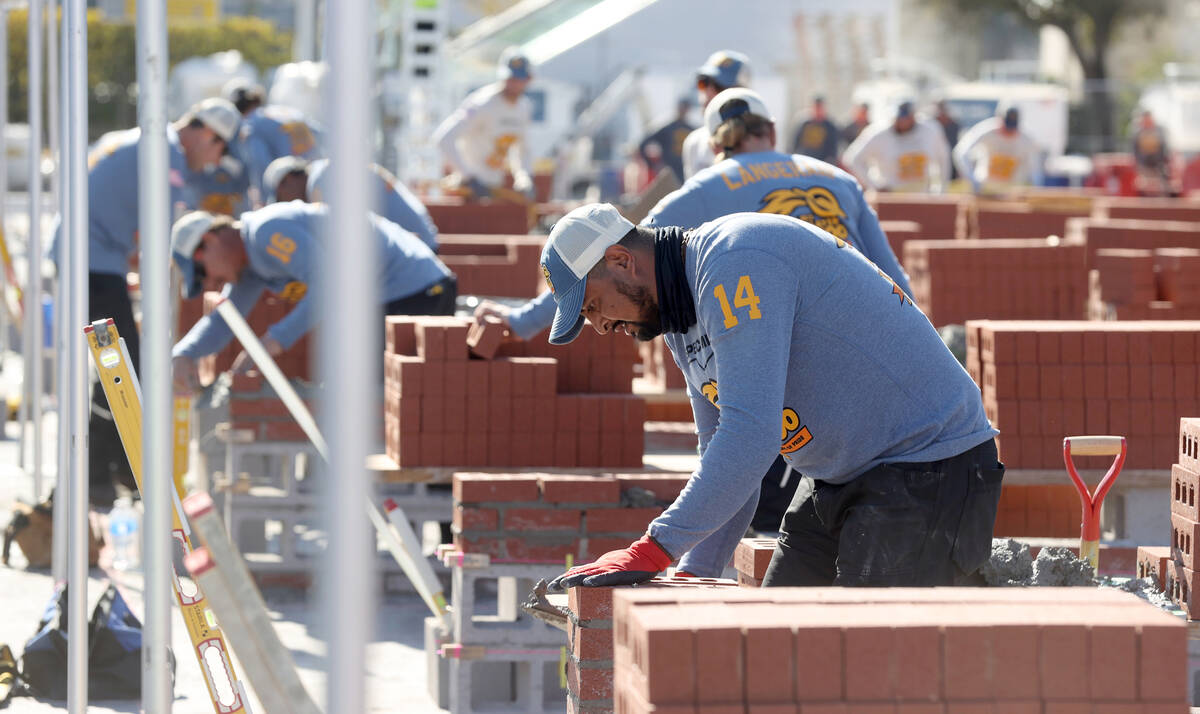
top-left (187, 97), bottom-right (241, 143)
top-left (262, 155), bottom-right (310, 202)
top-left (171, 211), bottom-right (218, 298)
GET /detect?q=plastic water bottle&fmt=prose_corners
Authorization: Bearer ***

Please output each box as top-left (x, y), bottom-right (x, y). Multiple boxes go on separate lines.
top-left (109, 498), bottom-right (141, 571)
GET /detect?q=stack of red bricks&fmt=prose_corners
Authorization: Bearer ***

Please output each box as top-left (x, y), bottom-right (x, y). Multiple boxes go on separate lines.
top-left (1066, 216), bottom-right (1200, 269)
top-left (966, 320), bottom-right (1200, 470)
top-left (1089, 247), bottom-right (1200, 320)
top-left (421, 197), bottom-right (531, 234)
top-left (451, 472), bottom-right (689, 563)
top-left (1166, 418), bottom-right (1200, 617)
top-left (195, 290), bottom-right (313, 384)
top-left (383, 316), bottom-right (645, 468)
top-left (567, 578), bottom-right (739, 714)
top-left (733, 538), bottom-right (774, 587)
top-left (1093, 196), bottom-right (1200, 222)
top-left (870, 192), bottom-right (970, 240)
top-left (877, 219), bottom-right (921, 269)
top-left (611, 586), bottom-right (1187, 713)
top-left (973, 200), bottom-right (1089, 239)
top-left (494, 326), bottom-right (639, 394)
top-left (436, 235), bottom-right (545, 298)
top-left (224, 372), bottom-right (311, 442)
top-left (904, 239), bottom-right (1087, 326)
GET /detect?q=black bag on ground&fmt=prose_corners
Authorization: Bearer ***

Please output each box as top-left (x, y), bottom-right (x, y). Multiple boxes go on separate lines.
top-left (20, 582), bottom-right (174, 700)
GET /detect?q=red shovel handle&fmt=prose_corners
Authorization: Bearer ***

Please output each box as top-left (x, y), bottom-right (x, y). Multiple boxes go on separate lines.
top-left (1063, 435), bottom-right (1127, 541)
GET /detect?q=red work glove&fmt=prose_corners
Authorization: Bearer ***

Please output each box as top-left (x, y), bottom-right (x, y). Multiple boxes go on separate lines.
top-left (548, 534), bottom-right (673, 591)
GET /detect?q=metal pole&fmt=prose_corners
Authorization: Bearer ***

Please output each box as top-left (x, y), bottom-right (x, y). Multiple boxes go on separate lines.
top-left (28, 0), bottom-right (44, 502)
top-left (46, 0), bottom-right (58, 212)
top-left (293, 0), bottom-right (315, 61)
top-left (51, 0), bottom-right (68, 585)
top-left (322, 0), bottom-right (374, 709)
top-left (65, 0), bottom-right (89, 710)
top-left (135, 0), bottom-right (171, 709)
top-left (0, 9), bottom-right (8, 365)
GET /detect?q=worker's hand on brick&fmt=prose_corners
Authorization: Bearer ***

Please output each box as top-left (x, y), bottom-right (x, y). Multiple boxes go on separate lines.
top-left (547, 534), bottom-right (673, 591)
top-left (473, 300), bottom-right (513, 330)
top-left (172, 355), bottom-right (200, 394)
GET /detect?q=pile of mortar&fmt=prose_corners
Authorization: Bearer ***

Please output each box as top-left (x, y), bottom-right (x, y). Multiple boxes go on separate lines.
top-left (982, 538), bottom-right (1175, 611)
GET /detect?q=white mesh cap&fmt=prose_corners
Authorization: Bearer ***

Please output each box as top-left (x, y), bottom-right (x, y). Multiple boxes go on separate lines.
top-left (704, 87), bottom-right (776, 138)
top-left (540, 203), bottom-right (634, 344)
top-left (189, 97), bottom-right (241, 144)
top-left (262, 155), bottom-right (310, 202)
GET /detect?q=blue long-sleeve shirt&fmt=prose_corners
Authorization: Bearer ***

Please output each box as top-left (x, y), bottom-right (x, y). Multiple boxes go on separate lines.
top-left (644, 150), bottom-right (912, 297)
top-left (652, 213), bottom-right (995, 568)
top-left (509, 150), bottom-right (913, 341)
top-left (49, 127), bottom-right (191, 275)
top-left (188, 156), bottom-right (250, 217)
top-left (172, 201), bottom-right (451, 358)
top-left (306, 159), bottom-right (439, 251)
top-left (234, 105), bottom-right (323, 196)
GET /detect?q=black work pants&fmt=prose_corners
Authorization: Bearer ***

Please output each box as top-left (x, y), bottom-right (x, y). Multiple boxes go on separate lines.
top-left (384, 275), bottom-right (457, 317)
top-left (761, 438), bottom-right (1003, 587)
top-left (87, 272), bottom-right (140, 499)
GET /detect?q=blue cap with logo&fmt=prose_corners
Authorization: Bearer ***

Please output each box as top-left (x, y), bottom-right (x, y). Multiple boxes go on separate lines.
top-left (697, 50), bottom-right (751, 90)
top-left (540, 203), bottom-right (635, 345)
top-left (498, 47), bottom-right (533, 81)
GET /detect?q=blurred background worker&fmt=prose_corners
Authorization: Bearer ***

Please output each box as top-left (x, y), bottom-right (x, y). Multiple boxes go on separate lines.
top-left (933, 100), bottom-right (961, 178)
top-left (226, 77), bottom-right (324, 203)
top-left (432, 47), bottom-right (535, 201)
top-left (843, 100), bottom-right (952, 193)
top-left (953, 105), bottom-right (1043, 194)
top-left (1131, 109), bottom-right (1171, 195)
top-left (263, 156), bottom-right (440, 252)
top-left (789, 95), bottom-right (839, 164)
top-left (48, 97), bottom-right (240, 505)
top-left (169, 203), bottom-right (457, 389)
top-left (681, 50), bottom-right (752, 179)
top-left (638, 97), bottom-right (695, 183)
top-left (841, 102), bottom-right (871, 150)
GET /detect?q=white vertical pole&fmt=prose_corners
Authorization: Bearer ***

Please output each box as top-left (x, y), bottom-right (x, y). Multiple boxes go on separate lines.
top-left (46, 0), bottom-right (58, 212)
top-left (293, 0), bottom-right (315, 61)
top-left (28, 0), bottom-right (44, 502)
top-left (65, 0), bottom-right (89, 710)
top-left (0, 9), bottom-right (8, 365)
top-left (51, 0), bottom-right (69, 585)
top-left (322, 0), bottom-right (374, 710)
top-left (135, 0), bottom-right (172, 709)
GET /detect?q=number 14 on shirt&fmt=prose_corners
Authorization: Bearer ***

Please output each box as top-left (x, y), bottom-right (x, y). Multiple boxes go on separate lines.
top-left (714, 275), bottom-right (762, 329)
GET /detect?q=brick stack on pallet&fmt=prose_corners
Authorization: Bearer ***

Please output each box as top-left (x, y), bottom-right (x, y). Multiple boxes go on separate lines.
top-left (567, 578), bottom-right (739, 714)
top-left (1093, 196), bottom-right (1200, 222)
top-left (1066, 217), bottom-right (1200, 269)
top-left (422, 197), bottom-right (532, 234)
top-left (225, 372), bottom-right (312, 442)
top-left (383, 316), bottom-right (644, 469)
top-left (196, 290), bottom-right (313, 384)
top-left (733, 538), bottom-right (774, 587)
top-left (1165, 418), bottom-right (1200, 617)
top-left (966, 320), bottom-right (1200, 471)
top-left (451, 472), bottom-right (690, 564)
top-left (611, 587), bottom-right (1187, 713)
top-left (972, 200), bottom-right (1089, 240)
top-left (436, 235), bottom-right (545, 298)
top-left (870, 192), bottom-right (970, 240)
top-left (904, 238), bottom-right (1087, 326)
top-left (493, 324), bottom-right (638, 395)
top-left (1089, 247), bottom-right (1200, 320)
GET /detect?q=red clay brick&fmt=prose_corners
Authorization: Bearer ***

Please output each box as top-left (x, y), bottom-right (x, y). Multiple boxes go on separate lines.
top-left (540, 475), bottom-right (621, 504)
top-left (792, 624), bottom-right (842, 702)
top-left (503, 537), bottom-right (578, 563)
top-left (694, 615), bottom-right (744, 705)
top-left (615, 474), bottom-right (691, 502)
top-left (943, 625), bottom-right (990, 699)
top-left (894, 625), bottom-right (941, 701)
top-left (585, 508), bottom-right (663, 535)
top-left (843, 624), bottom-right (892, 700)
top-left (263, 421), bottom-right (308, 441)
top-left (503, 507), bottom-right (582, 531)
top-left (452, 474), bottom-right (540, 503)
top-left (570, 586), bottom-right (616, 622)
top-left (630, 609), bottom-right (695, 704)
top-left (566, 656), bottom-right (614, 701)
top-left (1136, 545), bottom-right (1171, 589)
top-left (1171, 464), bottom-right (1200, 521)
top-left (990, 624), bottom-right (1039, 699)
top-left (452, 505), bottom-right (498, 532)
top-left (1090, 624), bottom-right (1137, 700)
top-left (1138, 620), bottom-right (1187, 703)
top-left (466, 317), bottom-right (505, 360)
top-left (743, 620), bottom-right (794, 704)
top-left (570, 619), bottom-right (614, 661)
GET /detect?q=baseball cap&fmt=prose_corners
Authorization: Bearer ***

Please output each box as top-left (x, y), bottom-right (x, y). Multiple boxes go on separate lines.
top-left (171, 211), bottom-right (218, 298)
top-left (704, 87), bottom-right (775, 138)
top-left (497, 47), bottom-right (533, 81)
top-left (697, 50), bottom-right (751, 90)
top-left (188, 97), bottom-right (241, 144)
top-left (222, 77), bottom-right (266, 109)
top-left (262, 155), bottom-right (310, 202)
top-left (541, 203), bottom-right (635, 345)
top-left (895, 100), bottom-right (915, 119)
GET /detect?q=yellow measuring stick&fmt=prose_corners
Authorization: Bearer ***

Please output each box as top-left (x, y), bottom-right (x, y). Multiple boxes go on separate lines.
top-left (85, 319), bottom-right (250, 714)
top-left (0, 227), bottom-right (23, 324)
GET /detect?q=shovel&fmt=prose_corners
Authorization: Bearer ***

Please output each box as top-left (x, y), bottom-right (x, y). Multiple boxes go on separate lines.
top-left (1063, 435), bottom-right (1127, 571)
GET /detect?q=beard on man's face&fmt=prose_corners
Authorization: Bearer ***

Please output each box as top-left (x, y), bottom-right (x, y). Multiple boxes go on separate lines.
top-left (613, 278), bottom-right (663, 342)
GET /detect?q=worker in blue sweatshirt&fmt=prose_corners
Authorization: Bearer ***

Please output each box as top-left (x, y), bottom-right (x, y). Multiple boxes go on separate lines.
top-left (169, 201), bottom-right (455, 388)
top-left (475, 87), bottom-right (911, 343)
top-left (233, 102), bottom-right (323, 202)
top-left (49, 97), bottom-right (240, 505)
top-left (261, 155), bottom-right (440, 252)
top-left (541, 203), bottom-right (1002, 588)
